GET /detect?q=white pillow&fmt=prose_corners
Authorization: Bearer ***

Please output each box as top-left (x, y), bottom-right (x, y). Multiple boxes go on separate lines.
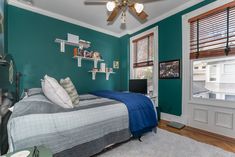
top-left (41, 75), bottom-right (73, 108)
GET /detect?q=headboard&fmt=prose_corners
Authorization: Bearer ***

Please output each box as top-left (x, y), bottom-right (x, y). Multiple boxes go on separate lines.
top-left (0, 72), bottom-right (21, 155)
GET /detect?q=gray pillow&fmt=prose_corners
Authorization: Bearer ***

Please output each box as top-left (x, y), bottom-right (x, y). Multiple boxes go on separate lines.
top-left (60, 77), bottom-right (80, 105)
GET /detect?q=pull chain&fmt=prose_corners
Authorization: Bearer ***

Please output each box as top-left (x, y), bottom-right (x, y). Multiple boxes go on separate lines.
top-left (196, 19), bottom-right (200, 59)
top-left (225, 7), bottom-right (230, 56)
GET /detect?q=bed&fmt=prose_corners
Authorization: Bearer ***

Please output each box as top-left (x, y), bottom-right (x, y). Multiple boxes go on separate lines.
top-left (7, 90), bottom-right (157, 157)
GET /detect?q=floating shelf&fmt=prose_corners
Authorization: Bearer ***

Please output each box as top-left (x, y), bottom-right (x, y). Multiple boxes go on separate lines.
top-left (73, 56), bottom-right (104, 68)
top-left (88, 71), bottom-right (115, 80)
top-left (55, 38), bottom-right (91, 52)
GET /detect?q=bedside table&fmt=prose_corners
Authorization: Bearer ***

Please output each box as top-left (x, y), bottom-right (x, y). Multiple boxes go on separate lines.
top-left (2, 146), bottom-right (52, 157)
top-left (146, 95), bottom-right (160, 121)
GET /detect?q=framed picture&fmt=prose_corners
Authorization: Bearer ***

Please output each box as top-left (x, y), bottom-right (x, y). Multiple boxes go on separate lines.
top-left (113, 61), bottom-right (119, 69)
top-left (159, 59), bottom-right (180, 79)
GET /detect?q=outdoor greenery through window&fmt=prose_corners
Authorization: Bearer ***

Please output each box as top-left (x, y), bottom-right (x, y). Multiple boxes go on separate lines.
top-left (190, 2), bottom-right (235, 102)
top-left (133, 33), bottom-right (154, 93)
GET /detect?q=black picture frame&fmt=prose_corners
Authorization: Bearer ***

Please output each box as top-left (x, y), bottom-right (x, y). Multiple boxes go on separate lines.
top-left (159, 59), bottom-right (180, 79)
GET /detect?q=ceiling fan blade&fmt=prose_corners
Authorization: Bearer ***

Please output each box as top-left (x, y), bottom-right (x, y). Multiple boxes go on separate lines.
top-left (107, 7), bottom-right (121, 22)
top-left (138, 10), bottom-right (148, 20)
top-left (129, 4), bottom-right (148, 20)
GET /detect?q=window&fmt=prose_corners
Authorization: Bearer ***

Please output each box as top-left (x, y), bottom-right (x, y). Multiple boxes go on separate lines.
top-left (209, 65), bottom-right (217, 82)
top-left (190, 2), bottom-right (235, 102)
top-left (224, 63), bottom-right (235, 73)
top-left (132, 33), bottom-right (154, 93)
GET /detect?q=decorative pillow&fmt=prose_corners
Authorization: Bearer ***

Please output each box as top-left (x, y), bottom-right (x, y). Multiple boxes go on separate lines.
top-left (41, 75), bottom-right (73, 108)
top-left (60, 77), bottom-right (80, 105)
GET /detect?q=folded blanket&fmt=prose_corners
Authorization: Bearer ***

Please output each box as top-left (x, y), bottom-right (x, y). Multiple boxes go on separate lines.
top-left (91, 91), bottom-right (158, 137)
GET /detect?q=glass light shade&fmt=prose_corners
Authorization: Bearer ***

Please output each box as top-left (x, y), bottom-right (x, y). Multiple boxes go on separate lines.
top-left (106, 1), bottom-right (116, 12)
top-left (134, 3), bottom-right (144, 14)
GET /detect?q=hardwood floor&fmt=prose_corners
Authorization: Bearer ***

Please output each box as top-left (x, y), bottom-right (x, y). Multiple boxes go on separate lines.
top-left (158, 120), bottom-right (235, 153)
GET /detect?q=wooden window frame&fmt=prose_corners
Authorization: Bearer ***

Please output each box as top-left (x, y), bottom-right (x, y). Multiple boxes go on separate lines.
top-left (133, 33), bottom-right (154, 68)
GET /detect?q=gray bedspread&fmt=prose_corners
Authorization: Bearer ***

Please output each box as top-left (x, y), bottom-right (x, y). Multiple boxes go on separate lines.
top-left (7, 93), bottom-right (131, 157)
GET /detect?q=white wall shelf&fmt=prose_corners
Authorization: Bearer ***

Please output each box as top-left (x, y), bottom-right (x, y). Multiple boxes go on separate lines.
top-left (89, 71), bottom-right (115, 80)
top-left (55, 36), bottom-right (115, 81)
top-left (73, 56), bottom-right (104, 68)
top-left (55, 38), bottom-right (91, 52)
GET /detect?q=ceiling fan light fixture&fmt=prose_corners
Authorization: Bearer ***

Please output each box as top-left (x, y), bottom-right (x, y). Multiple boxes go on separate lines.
top-left (121, 12), bottom-right (126, 24)
top-left (134, 3), bottom-right (144, 14)
top-left (106, 1), bottom-right (116, 12)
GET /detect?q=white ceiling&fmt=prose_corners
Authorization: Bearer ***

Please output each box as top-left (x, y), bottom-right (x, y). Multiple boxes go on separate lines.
top-left (11, 0), bottom-right (202, 37)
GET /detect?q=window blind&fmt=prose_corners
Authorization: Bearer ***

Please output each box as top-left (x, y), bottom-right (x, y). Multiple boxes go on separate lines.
top-left (133, 33), bottom-right (154, 68)
top-left (189, 2), bottom-right (235, 59)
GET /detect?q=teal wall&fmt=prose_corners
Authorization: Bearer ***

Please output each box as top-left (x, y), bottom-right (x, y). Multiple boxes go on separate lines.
top-left (3, 0), bottom-right (218, 116)
top-left (7, 5), bottom-right (122, 94)
top-left (121, 0), bottom-right (216, 116)
top-left (0, 0), bottom-right (9, 91)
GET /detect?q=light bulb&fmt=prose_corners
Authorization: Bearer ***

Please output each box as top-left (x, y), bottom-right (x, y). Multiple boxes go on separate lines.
top-left (106, 1), bottom-right (116, 12)
top-left (134, 3), bottom-right (144, 14)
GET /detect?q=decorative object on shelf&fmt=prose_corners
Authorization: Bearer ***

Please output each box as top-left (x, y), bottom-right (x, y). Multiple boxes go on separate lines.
top-left (109, 68), bottom-right (113, 72)
top-left (73, 48), bottom-right (78, 57)
top-left (67, 33), bottom-right (79, 43)
top-left (159, 59), bottom-right (180, 79)
top-left (113, 60), bottom-right (119, 69)
top-left (92, 51), bottom-right (101, 60)
top-left (84, 50), bottom-right (92, 58)
top-left (100, 63), bottom-right (106, 72)
top-left (105, 68), bottom-right (109, 72)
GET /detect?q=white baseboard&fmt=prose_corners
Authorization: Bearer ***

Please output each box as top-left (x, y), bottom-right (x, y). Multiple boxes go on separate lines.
top-left (161, 112), bottom-right (188, 125)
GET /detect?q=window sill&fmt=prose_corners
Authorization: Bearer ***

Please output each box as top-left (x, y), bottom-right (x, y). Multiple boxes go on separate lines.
top-left (188, 98), bottom-right (235, 109)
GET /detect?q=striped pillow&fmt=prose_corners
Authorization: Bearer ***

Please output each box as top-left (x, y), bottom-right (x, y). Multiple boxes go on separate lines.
top-left (60, 77), bottom-right (80, 105)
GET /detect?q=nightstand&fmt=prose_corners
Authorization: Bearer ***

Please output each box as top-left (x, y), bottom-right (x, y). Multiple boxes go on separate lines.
top-left (146, 95), bottom-right (160, 121)
top-left (2, 146), bottom-right (52, 157)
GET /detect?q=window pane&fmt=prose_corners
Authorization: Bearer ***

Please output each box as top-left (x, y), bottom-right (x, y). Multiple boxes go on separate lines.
top-left (133, 66), bottom-right (153, 93)
top-left (192, 56), bottom-right (235, 102)
top-left (136, 38), bottom-right (148, 62)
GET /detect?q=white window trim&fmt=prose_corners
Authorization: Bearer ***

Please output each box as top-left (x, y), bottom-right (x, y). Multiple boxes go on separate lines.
top-left (130, 27), bottom-right (159, 97)
top-left (182, 0), bottom-right (235, 111)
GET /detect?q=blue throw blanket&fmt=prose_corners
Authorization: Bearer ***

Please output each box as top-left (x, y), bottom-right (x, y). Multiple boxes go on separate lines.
top-left (92, 91), bottom-right (158, 137)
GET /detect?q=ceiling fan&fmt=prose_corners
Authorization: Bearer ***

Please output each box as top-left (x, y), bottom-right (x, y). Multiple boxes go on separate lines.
top-left (84, 0), bottom-right (159, 23)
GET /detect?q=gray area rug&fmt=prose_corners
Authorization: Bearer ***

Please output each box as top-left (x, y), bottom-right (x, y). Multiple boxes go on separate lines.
top-left (98, 128), bottom-right (235, 157)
